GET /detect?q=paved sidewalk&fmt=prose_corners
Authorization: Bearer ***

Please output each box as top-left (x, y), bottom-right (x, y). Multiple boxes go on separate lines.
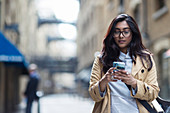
top-left (14, 99), bottom-right (39, 113)
top-left (40, 94), bottom-right (94, 113)
top-left (15, 94), bottom-right (94, 113)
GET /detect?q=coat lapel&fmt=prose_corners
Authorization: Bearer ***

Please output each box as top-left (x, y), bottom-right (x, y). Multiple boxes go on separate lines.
top-left (131, 55), bottom-right (143, 77)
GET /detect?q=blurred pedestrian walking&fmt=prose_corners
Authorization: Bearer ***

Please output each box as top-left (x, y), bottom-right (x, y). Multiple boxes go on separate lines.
top-left (24, 63), bottom-right (40, 113)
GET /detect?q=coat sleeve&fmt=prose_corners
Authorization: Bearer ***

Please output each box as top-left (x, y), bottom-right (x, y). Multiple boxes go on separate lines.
top-left (88, 56), bottom-right (105, 102)
top-left (131, 55), bottom-right (160, 102)
top-left (24, 80), bottom-right (31, 96)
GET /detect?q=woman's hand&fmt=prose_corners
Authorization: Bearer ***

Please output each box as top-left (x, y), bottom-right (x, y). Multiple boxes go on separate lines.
top-left (99, 67), bottom-right (117, 92)
top-left (114, 70), bottom-right (137, 89)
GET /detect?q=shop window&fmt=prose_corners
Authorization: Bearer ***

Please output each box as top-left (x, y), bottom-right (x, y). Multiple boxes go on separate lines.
top-left (118, 0), bottom-right (124, 13)
top-left (155, 0), bottom-right (165, 11)
top-left (134, 4), bottom-right (140, 28)
top-left (153, 0), bottom-right (168, 20)
top-left (120, 0), bottom-right (124, 7)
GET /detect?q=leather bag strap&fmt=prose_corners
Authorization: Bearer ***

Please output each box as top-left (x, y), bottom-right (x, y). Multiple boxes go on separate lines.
top-left (137, 99), bottom-right (157, 113)
top-left (125, 84), bottom-right (157, 113)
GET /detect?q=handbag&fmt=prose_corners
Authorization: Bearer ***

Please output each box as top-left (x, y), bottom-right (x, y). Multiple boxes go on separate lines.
top-left (156, 96), bottom-right (170, 113)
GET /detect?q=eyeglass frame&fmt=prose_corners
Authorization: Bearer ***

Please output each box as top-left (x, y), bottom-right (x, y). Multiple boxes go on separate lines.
top-left (113, 28), bottom-right (132, 38)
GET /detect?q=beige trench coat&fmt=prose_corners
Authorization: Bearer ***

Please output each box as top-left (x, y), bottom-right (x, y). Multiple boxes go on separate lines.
top-left (89, 54), bottom-right (160, 113)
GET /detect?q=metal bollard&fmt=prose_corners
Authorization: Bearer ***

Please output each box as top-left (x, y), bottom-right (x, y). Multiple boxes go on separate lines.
top-left (36, 91), bottom-right (44, 113)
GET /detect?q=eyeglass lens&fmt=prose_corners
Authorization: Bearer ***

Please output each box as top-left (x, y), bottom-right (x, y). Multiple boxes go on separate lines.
top-left (113, 29), bottom-right (131, 38)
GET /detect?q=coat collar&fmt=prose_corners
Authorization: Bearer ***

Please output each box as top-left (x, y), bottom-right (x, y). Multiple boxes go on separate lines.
top-left (131, 55), bottom-right (143, 76)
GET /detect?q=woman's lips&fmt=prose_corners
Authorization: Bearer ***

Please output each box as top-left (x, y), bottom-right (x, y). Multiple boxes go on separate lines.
top-left (118, 40), bottom-right (126, 44)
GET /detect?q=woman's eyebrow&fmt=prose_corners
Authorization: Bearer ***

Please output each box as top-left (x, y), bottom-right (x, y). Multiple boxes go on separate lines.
top-left (115, 27), bottom-right (130, 30)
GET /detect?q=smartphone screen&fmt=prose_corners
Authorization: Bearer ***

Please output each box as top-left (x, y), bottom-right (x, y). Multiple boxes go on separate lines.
top-left (113, 62), bottom-right (125, 70)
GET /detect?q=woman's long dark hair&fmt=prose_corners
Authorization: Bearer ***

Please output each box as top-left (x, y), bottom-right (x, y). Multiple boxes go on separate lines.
top-left (101, 14), bottom-right (153, 73)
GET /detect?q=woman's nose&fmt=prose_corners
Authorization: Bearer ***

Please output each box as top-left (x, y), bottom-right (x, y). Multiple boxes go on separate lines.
top-left (119, 32), bottom-right (124, 38)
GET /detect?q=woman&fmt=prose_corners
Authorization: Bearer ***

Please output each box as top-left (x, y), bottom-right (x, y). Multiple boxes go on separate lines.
top-left (89, 14), bottom-right (160, 113)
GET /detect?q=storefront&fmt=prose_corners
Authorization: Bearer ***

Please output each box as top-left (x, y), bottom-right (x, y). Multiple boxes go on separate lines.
top-left (0, 32), bottom-right (28, 113)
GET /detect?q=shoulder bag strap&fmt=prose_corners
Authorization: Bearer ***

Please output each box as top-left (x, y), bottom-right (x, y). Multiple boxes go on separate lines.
top-left (137, 99), bottom-right (157, 113)
top-left (125, 84), bottom-right (157, 113)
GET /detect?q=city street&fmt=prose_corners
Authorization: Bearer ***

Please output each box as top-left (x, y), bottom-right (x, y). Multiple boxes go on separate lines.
top-left (16, 94), bottom-right (94, 113)
top-left (40, 94), bottom-right (94, 113)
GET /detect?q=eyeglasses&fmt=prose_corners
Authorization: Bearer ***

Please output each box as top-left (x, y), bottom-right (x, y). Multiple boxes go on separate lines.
top-left (113, 28), bottom-right (131, 38)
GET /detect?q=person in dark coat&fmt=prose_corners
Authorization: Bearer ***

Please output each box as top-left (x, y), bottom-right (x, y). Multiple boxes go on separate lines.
top-left (24, 63), bottom-right (40, 113)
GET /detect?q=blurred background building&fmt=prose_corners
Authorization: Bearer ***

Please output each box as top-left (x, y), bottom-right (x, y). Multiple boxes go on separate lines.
top-left (0, 0), bottom-right (36, 112)
top-left (0, 0), bottom-right (170, 113)
top-left (0, 0), bottom-right (78, 112)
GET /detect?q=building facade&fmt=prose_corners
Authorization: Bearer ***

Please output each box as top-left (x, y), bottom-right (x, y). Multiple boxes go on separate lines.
top-left (0, 0), bottom-right (79, 112)
top-left (0, 0), bottom-right (38, 112)
top-left (77, 0), bottom-right (170, 99)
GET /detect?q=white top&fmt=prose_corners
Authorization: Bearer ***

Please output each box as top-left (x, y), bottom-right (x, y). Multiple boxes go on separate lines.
top-left (108, 52), bottom-right (139, 113)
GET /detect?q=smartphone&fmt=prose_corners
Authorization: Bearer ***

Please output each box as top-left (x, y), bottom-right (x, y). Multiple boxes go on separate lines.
top-left (113, 62), bottom-right (125, 71)
top-left (112, 62), bottom-right (125, 80)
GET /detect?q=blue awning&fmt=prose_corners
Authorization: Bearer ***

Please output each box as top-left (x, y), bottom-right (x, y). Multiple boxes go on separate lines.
top-left (0, 32), bottom-right (28, 74)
